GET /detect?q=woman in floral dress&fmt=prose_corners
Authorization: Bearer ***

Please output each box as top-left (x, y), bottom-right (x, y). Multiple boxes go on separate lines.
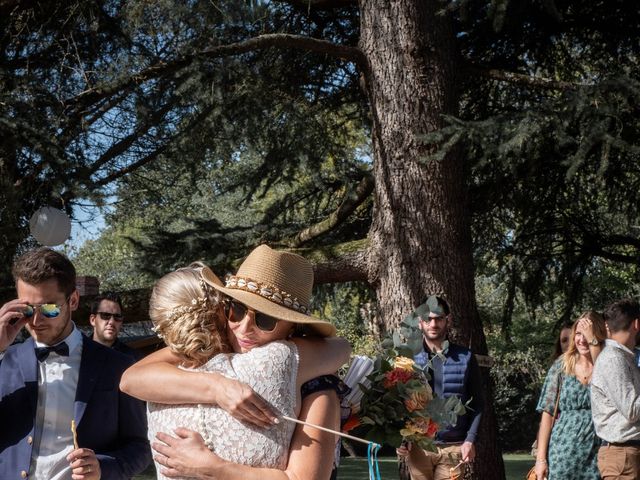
top-left (534, 311), bottom-right (606, 480)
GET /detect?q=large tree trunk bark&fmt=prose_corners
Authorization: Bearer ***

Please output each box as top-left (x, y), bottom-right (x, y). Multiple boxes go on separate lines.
top-left (359, 1), bottom-right (505, 478)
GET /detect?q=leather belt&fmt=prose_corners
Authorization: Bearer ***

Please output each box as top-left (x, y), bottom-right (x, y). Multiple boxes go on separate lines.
top-left (602, 440), bottom-right (640, 447)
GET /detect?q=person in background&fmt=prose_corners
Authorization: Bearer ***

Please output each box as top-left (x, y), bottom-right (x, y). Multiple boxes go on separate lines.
top-left (0, 248), bottom-right (150, 480)
top-left (553, 320), bottom-right (574, 359)
top-left (397, 296), bottom-right (484, 480)
top-left (591, 298), bottom-right (640, 480)
top-left (534, 311), bottom-right (606, 480)
top-left (90, 291), bottom-right (140, 360)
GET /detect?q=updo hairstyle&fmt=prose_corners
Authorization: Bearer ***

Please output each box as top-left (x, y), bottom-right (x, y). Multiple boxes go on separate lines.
top-left (149, 262), bottom-right (231, 367)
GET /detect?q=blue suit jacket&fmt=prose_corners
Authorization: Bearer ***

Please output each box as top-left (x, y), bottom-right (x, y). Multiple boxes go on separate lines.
top-left (0, 335), bottom-right (151, 479)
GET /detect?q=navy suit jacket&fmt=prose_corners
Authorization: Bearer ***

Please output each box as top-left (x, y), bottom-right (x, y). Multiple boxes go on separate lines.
top-left (0, 335), bottom-right (151, 479)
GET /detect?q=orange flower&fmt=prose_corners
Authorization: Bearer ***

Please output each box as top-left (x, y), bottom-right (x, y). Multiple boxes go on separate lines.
top-left (404, 390), bottom-right (429, 412)
top-left (383, 367), bottom-right (414, 388)
top-left (342, 415), bottom-right (361, 433)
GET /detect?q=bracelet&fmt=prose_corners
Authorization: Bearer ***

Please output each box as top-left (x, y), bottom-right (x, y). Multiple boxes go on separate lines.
top-left (535, 459), bottom-right (547, 464)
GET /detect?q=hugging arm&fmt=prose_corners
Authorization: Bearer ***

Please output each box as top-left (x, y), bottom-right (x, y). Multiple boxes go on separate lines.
top-left (154, 389), bottom-right (341, 480)
top-left (120, 347), bottom-right (278, 427)
top-left (292, 336), bottom-right (351, 385)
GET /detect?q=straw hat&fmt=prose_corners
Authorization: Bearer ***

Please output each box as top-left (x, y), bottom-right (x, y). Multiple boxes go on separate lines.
top-left (201, 245), bottom-right (336, 337)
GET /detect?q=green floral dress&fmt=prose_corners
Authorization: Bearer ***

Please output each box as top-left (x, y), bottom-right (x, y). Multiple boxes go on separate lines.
top-left (536, 358), bottom-right (601, 480)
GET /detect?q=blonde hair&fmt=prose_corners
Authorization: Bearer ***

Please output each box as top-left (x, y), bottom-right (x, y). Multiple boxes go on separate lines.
top-left (563, 310), bottom-right (606, 376)
top-left (149, 262), bottom-right (231, 367)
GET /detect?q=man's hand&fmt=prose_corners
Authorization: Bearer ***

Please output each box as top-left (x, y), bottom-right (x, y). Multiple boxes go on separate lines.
top-left (214, 375), bottom-right (279, 428)
top-left (0, 300), bottom-right (30, 352)
top-left (153, 428), bottom-right (222, 478)
top-left (67, 448), bottom-right (101, 480)
top-left (460, 441), bottom-right (475, 463)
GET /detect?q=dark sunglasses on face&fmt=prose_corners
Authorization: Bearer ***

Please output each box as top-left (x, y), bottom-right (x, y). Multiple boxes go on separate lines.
top-left (23, 297), bottom-right (70, 318)
top-left (224, 300), bottom-right (279, 332)
top-left (96, 312), bottom-right (123, 321)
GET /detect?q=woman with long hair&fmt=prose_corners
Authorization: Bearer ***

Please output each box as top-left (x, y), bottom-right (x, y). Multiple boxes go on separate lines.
top-left (534, 311), bottom-right (606, 480)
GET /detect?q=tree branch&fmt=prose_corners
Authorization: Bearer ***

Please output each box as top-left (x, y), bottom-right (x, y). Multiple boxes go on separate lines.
top-left (64, 34), bottom-right (365, 116)
top-left (300, 239), bottom-right (370, 285)
top-left (467, 64), bottom-right (585, 91)
top-left (285, 173), bottom-right (373, 247)
top-left (88, 104), bottom-right (217, 187)
top-left (276, 0), bottom-right (357, 10)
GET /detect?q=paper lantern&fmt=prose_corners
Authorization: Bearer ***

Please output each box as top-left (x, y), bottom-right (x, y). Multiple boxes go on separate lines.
top-left (29, 207), bottom-right (72, 246)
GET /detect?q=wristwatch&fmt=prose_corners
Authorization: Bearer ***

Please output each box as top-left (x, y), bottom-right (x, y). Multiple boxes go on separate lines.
top-left (589, 337), bottom-right (600, 346)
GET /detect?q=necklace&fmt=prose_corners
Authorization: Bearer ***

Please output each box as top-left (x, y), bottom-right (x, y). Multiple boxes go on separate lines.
top-left (576, 361), bottom-right (593, 383)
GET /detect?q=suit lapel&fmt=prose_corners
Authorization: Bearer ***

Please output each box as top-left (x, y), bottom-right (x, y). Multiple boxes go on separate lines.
top-left (74, 336), bottom-right (105, 425)
top-left (16, 338), bottom-right (39, 418)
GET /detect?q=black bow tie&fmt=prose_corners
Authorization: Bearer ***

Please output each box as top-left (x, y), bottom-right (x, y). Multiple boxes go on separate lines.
top-left (35, 342), bottom-right (69, 362)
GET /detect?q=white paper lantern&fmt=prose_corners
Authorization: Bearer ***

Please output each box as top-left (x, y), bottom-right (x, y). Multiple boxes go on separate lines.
top-left (29, 207), bottom-right (72, 246)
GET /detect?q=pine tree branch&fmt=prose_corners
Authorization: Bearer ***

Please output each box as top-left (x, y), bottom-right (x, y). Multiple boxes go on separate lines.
top-left (88, 104), bottom-right (216, 187)
top-left (276, 0), bottom-right (357, 10)
top-left (64, 34), bottom-right (365, 117)
top-left (285, 173), bottom-right (374, 247)
top-left (468, 64), bottom-right (585, 91)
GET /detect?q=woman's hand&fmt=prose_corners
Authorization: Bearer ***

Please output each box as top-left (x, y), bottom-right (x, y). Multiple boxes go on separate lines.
top-left (534, 459), bottom-right (548, 480)
top-left (214, 376), bottom-right (279, 428)
top-left (153, 428), bottom-right (223, 478)
top-left (577, 317), bottom-right (596, 345)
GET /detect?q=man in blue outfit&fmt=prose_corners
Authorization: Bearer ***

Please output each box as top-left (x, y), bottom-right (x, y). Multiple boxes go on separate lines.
top-left (398, 296), bottom-right (483, 480)
top-left (0, 248), bottom-right (151, 479)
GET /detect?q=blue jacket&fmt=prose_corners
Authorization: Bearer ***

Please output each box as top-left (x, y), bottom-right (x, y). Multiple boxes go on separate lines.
top-left (415, 342), bottom-right (483, 443)
top-left (0, 335), bottom-right (151, 479)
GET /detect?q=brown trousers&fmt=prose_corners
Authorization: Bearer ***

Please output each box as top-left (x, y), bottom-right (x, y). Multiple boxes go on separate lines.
top-left (597, 444), bottom-right (640, 480)
top-left (407, 443), bottom-right (466, 480)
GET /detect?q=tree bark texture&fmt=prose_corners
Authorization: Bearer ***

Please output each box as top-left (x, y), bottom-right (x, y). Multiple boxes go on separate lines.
top-left (358, 1), bottom-right (505, 478)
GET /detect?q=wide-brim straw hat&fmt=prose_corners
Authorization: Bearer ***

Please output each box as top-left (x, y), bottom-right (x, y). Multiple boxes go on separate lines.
top-left (201, 245), bottom-right (336, 337)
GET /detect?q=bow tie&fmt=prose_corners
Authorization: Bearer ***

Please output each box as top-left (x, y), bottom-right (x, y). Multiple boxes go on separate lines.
top-left (35, 342), bottom-right (70, 362)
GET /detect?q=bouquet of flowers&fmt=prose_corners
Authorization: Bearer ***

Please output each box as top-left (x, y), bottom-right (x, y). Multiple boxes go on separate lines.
top-left (342, 296), bottom-right (466, 451)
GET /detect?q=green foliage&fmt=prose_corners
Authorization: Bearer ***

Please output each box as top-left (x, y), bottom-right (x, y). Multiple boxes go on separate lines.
top-left (489, 346), bottom-right (549, 451)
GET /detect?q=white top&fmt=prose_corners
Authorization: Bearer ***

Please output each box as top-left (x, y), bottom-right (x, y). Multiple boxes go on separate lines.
top-left (591, 338), bottom-right (640, 443)
top-left (147, 340), bottom-right (299, 479)
top-left (31, 326), bottom-right (83, 480)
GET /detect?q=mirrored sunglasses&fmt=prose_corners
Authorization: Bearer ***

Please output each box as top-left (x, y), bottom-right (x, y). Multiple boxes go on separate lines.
top-left (23, 303), bottom-right (63, 318)
top-left (224, 300), bottom-right (279, 332)
top-left (97, 312), bottom-right (123, 321)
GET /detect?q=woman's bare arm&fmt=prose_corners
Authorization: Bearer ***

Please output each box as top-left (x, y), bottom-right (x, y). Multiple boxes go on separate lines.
top-left (534, 411), bottom-right (553, 479)
top-left (120, 347), bottom-right (278, 427)
top-left (292, 336), bottom-right (351, 386)
top-left (153, 389), bottom-right (341, 480)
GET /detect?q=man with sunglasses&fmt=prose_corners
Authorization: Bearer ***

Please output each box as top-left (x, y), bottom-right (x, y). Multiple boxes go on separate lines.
top-left (90, 292), bottom-right (140, 360)
top-left (0, 247), bottom-right (151, 480)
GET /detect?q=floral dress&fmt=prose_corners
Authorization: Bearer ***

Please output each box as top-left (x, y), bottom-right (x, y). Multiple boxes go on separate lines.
top-left (536, 358), bottom-right (601, 480)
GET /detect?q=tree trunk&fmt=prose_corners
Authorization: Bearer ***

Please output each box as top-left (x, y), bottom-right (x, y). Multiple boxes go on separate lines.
top-left (359, 1), bottom-right (505, 478)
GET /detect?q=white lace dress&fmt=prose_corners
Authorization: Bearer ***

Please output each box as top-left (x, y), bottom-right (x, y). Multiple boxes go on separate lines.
top-left (147, 341), bottom-right (299, 479)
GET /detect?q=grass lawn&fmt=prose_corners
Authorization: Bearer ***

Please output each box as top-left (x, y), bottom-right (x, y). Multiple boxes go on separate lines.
top-left (135, 454), bottom-right (534, 479)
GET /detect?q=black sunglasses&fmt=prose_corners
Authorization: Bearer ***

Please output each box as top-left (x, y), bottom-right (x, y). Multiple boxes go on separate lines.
top-left (224, 300), bottom-right (279, 332)
top-left (96, 312), bottom-right (123, 321)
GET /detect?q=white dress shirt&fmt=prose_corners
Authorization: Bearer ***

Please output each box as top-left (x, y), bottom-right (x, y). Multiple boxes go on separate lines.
top-left (30, 326), bottom-right (83, 480)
